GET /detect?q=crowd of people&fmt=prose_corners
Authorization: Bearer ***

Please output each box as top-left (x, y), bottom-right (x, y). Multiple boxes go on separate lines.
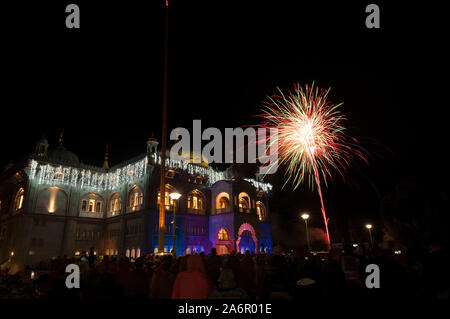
top-left (0, 243), bottom-right (448, 300)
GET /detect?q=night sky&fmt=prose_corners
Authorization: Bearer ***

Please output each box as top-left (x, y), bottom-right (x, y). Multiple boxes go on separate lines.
top-left (1, 1), bottom-right (446, 245)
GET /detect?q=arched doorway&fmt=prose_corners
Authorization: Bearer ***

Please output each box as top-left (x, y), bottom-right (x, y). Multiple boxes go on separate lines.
top-left (238, 230), bottom-right (255, 253)
top-left (215, 227), bottom-right (232, 255)
top-left (236, 223), bottom-right (258, 254)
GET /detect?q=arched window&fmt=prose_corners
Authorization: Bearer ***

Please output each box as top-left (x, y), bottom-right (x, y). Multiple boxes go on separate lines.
top-left (217, 228), bottom-right (230, 241)
top-left (136, 248), bottom-right (141, 258)
top-left (157, 184), bottom-right (177, 211)
top-left (109, 193), bottom-right (122, 217)
top-left (79, 193), bottom-right (104, 217)
top-left (131, 248), bottom-right (136, 259)
top-left (129, 186), bottom-right (143, 212)
top-left (256, 201), bottom-right (267, 221)
top-left (81, 200), bottom-right (87, 211)
top-left (187, 190), bottom-right (206, 214)
top-left (238, 192), bottom-right (251, 213)
top-left (125, 249), bottom-right (130, 258)
top-left (215, 192), bottom-right (230, 213)
top-left (14, 188), bottom-right (25, 212)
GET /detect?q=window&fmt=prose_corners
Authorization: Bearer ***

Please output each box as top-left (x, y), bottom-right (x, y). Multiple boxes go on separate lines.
top-left (156, 184), bottom-right (177, 210)
top-left (80, 194), bottom-right (103, 215)
top-left (218, 228), bottom-right (229, 241)
top-left (219, 197), bottom-right (229, 208)
top-left (238, 192), bottom-right (251, 212)
top-left (187, 190), bottom-right (205, 214)
top-left (89, 199), bottom-right (95, 212)
top-left (14, 188), bottom-right (25, 211)
top-left (216, 192), bottom-right (230, 213)
top-left (239, 197), bottom-right (249, 208)
top-left (129, 186), bottom-right (144, 211)
top-left (256, 201), bottom-right (266, 221)
top-left (81, 200), bottom-right (87, 211)
top-left (109, 193), bottom-right (122, 216)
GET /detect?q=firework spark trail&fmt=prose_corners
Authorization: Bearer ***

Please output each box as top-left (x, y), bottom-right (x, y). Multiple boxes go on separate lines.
top-left (313, 165), bottom-right (330, 246)
top-left (254, 82), bottom-right (366, 249)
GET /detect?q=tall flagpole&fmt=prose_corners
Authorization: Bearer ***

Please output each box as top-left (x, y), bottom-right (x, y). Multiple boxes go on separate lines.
top-left (158, 0), bottom-right (169, 253)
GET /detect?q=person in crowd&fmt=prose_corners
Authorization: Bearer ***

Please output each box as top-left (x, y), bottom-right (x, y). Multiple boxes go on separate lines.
top-left (150, 255), bottom-right (175, 299)
top-left (171, 254), bottom-right (212, 299)
top-left (340, 244), bottom-right (362, 295)
top-left (237, 250), bottom-right (256, 297)
top-left (205, 248), bottom-right (222, 286)
top-left (124, 257), bottom-right (151, 299)
top-left (319, 248), bottom-right (345, 298)
top-left (208, 268), bottom-right (248, 299)
top-left (88, 247), bottom-right (96, 267)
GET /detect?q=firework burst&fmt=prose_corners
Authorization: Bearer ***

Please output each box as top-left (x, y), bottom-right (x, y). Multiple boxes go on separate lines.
top-left (256, 82), bottom-right (366, 248)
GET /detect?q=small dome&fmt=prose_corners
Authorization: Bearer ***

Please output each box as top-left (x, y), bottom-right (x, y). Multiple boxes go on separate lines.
top-left (47, 145), bottom-right (80, 164)
top-left (225, 165), bottom-right (242, 180)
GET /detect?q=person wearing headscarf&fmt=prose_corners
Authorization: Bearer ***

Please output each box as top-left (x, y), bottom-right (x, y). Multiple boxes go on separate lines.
top-left (171, 255), bottom-right (212, 299)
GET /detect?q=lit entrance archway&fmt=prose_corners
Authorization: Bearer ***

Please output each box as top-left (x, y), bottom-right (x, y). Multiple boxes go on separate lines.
top-left (215, 227), bottom-right (233, 255)
top-left (236, 223), bottom-right (258, 254)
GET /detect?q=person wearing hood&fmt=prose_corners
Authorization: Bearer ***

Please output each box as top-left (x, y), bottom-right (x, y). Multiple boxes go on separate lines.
top-left (171, 255), bottom-right (212, 299)
top-left (208, 268), bottom-right (248, 299)
top-left (150, 255), bottom-right (175, 299)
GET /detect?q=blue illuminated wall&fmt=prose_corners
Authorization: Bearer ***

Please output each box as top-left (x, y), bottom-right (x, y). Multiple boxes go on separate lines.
top-left (258, 222), bottom-right (273, 253)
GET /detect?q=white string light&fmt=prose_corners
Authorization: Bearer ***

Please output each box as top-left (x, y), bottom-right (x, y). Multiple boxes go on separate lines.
top-left (28, 155), bottom-right (272, 192)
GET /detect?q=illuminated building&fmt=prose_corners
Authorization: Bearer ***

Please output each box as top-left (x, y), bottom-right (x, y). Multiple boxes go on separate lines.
top-left (0, 134), bottom-right (273, 266)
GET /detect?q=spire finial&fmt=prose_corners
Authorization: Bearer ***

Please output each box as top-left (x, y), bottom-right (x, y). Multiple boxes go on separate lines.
top-left (102, 144), bottom-right (110, 169)
top-left (59, 129), bottom-right (64, 145)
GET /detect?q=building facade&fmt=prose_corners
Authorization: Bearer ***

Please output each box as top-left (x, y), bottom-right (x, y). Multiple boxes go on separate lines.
top-left (0, 136), bottom-right (273, 266)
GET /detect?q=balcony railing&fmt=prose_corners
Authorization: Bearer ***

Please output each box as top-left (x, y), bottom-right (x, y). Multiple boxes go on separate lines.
top-left (127, 204), bottom-right (143, 213)
top-left (215, 207), bottom-right (231, 214)
top-left (187, 208), bottom-right (206, 215)
top-left (108, 210), bottom-right (121, 217)
top-left (79, 211), bottom-right (104, 218)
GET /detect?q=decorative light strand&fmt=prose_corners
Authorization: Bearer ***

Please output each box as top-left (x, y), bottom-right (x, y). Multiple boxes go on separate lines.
top-left (28, 154), bottom-right (272, 192)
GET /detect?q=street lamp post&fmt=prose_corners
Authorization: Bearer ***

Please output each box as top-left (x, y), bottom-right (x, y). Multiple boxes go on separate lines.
top-left (365, 224), bottom-right (373, 246)
top-left (301, 213), bottom-right (311, 252)
top-left (169, 192), bottom-right (182, 255)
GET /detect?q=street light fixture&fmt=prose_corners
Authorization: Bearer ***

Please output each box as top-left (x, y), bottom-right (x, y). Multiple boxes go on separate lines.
top-left (169, 192), bottom-right (182, 255)
top-left (365, 224), bottom-right (373, 246)
top-left (301, 213), bottom-right (311, 252)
